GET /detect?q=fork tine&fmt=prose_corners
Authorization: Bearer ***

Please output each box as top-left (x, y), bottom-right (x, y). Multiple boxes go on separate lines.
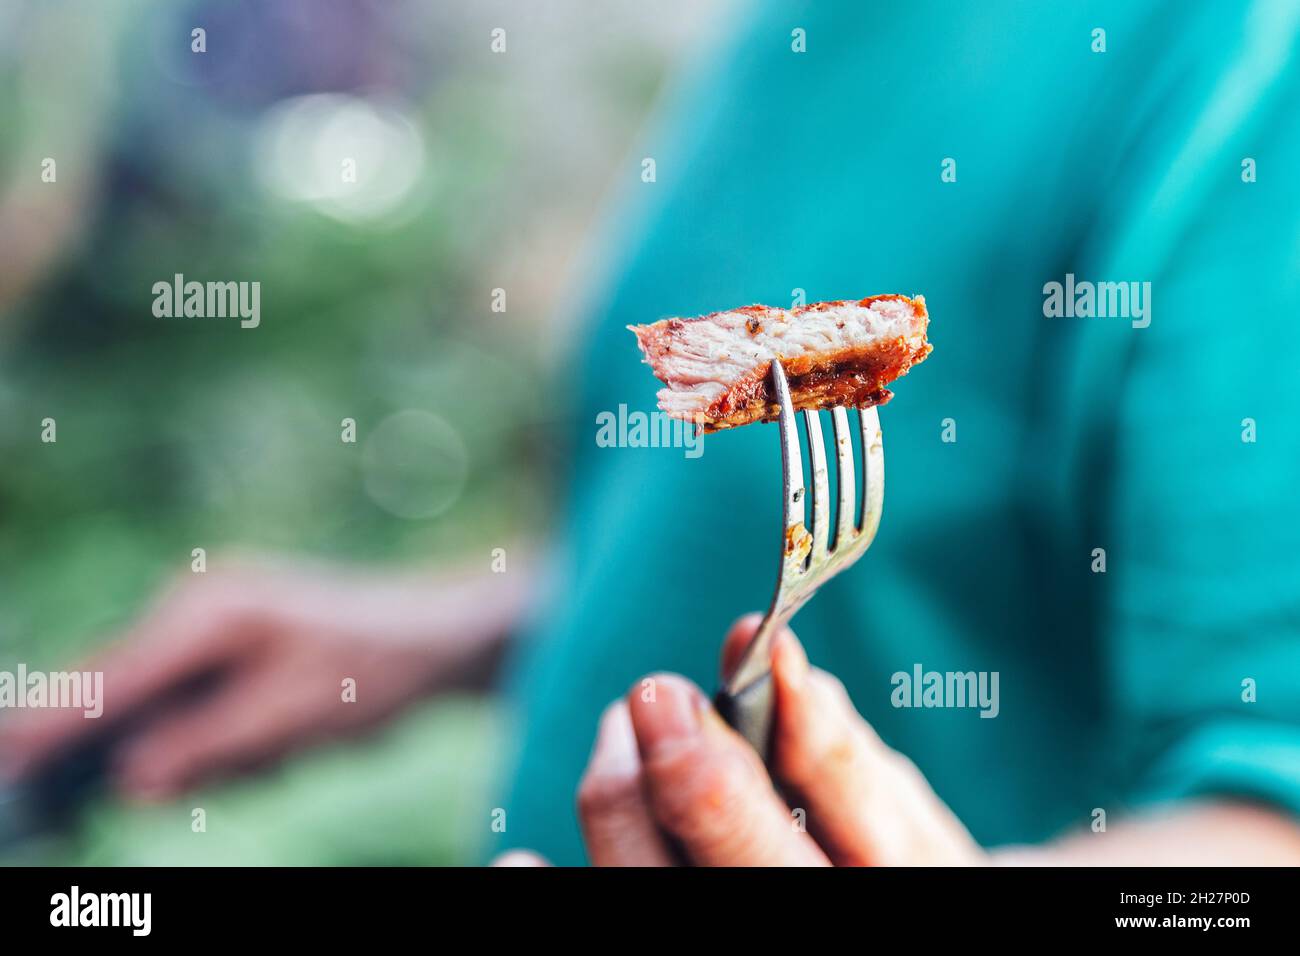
top-left (856, 405), bottom-right (885, 542)
top-left (771, 361), bottom-right (804, 533)
top-left (802, 409), bottom-right (830, 560)
top-left (831, 407), bottom-right (855, 550)
top-left (723, 361), bottom-right (803, 699)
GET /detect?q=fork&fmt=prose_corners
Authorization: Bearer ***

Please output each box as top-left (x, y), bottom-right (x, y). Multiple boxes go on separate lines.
top-left (713, 360), bottom-right (885, 762)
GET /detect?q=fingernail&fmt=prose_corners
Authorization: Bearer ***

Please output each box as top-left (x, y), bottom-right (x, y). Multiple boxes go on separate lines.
top-left (491, 850), bottom-right (548, 867)
top-left (773, 630), bottom-right (810, 690)
top-left (769, 632), bottom-right (811, 707)
top-left (722, 613), bottom-right (765, 682)
top-left (629, 674), bottom-right (704, 758)
top-left (589, 702), bottom-right (638, 775)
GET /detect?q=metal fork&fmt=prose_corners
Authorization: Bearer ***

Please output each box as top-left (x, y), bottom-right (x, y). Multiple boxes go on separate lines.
top-left (714, 360), bottom-right (884, 762)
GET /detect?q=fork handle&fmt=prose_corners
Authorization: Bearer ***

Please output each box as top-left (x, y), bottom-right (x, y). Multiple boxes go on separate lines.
top-left (714, 673), bottom-right (774, 764)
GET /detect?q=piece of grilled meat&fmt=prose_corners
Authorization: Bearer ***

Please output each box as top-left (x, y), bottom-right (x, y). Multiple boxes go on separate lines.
top-left (630, 294), bottom-right (931, 431)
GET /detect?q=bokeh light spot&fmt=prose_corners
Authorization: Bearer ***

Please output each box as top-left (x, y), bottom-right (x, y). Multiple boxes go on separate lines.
top-left (362, 409), bottom-right (467, 520)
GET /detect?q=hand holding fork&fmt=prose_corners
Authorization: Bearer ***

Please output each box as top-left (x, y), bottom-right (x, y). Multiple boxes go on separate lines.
top-left (715, 360), bottom-right (885, 761)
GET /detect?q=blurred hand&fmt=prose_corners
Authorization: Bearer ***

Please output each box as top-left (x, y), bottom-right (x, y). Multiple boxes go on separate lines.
top-left (0, 556), bottom-right (529, 800)
top-left (573, 614), bottom-right (985, 866)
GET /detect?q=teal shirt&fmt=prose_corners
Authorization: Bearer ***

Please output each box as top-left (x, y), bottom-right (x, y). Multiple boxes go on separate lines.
top-left (491, 0), bottom-right (1300, 864)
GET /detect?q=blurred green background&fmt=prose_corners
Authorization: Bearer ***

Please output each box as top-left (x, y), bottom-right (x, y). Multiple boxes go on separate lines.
top-left (0, 0), bottom-right (723, 864)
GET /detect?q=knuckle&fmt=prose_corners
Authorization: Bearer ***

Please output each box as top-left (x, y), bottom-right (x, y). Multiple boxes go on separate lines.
top-left (776, 674), bottom-right (873, 789)
top-left (576, 767), bottom-right (645, 822)
top-left (646, 744), bottom-right (752, 844)
top-left (778, 714), bottom-right (858, 789)
top-left (886, 749), bottom-right (926, 788)
top-left (810, 669), bottom-right (853, 709)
